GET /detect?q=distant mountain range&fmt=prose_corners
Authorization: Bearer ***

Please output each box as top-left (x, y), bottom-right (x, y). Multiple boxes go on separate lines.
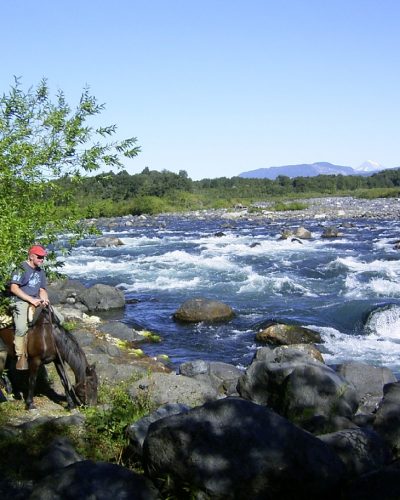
top-left (238, 161), bottom-right (397, 180)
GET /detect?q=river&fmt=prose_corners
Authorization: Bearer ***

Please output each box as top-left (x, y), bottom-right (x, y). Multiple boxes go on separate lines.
top-left (60, 210), bottom-right (400, 374)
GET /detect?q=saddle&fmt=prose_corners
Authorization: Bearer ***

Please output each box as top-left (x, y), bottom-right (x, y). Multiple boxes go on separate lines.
top-left (0, 305), bottom-right (37, 329)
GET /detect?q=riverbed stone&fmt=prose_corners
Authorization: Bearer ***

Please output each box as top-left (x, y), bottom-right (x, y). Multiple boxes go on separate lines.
top-left (173, 298), bottom-right (235, 323)
top-left (336, 361), bottom-right (397, 414)
top-left (256, 322), bottom-right (322, 345)
top-left (128, 371), bottom-right (220, 408)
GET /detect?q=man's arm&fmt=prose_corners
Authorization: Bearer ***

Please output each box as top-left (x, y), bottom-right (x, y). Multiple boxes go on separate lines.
top-left (10, 283), bottom-right (43, 307)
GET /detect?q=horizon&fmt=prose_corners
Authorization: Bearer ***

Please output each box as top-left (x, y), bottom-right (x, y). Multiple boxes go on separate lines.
top-left (2, 1), bottom-right (399, 180)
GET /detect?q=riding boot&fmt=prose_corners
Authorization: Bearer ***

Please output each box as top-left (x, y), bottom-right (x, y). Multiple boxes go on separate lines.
top-left (14, 335), bottom-right (28, 370)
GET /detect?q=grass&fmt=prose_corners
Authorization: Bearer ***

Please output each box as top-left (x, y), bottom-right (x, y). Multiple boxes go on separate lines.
top-left (0, 376), bottom-right (155, 482)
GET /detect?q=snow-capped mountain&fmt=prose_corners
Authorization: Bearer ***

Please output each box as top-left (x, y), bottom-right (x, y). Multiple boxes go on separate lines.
top-left (355, 160), bottom-right (384, 172)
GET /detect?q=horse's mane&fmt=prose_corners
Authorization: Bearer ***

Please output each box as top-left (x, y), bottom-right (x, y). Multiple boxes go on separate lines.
top-left (43, 310), bottom-right (89, 377)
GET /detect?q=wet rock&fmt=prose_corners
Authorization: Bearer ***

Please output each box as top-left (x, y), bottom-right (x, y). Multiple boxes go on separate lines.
top-left (173, 298), bottom-right (235, 323)
top-left (94, 237), bottom-right (124, 247)
top-left (256, 322), bottom-right (322, 345)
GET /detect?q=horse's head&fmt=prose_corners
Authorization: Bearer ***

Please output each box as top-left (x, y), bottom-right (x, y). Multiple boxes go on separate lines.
top-left (74, 364), bottom-right (98, 406)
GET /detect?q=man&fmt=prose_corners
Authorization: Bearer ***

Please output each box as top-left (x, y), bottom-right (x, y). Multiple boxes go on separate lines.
top-left (10, 245), bottom-right (49, 370)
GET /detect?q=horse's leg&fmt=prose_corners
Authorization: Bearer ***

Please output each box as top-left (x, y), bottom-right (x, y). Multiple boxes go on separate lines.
top-left (53, 357), bottom-right (76, 409)
top-left (26, 357), bottom-right (41, 410)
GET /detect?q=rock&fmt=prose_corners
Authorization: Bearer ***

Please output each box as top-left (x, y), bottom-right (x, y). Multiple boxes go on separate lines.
top-left (321, 226), bottom-right (343, 238)
top-left (127, 403), bottom-right (189, 458)
top-left (173, 298), bottom-right (235, 323)
top-left (237, 356), bottom-right (358, 430)
top-left (47, 279), bottom-right (86, 305)
top-left (373, 381), bottom-right (400, 458)
top-left (273, 344), bottom-right (325, 363)
top-left (143, 397), bottom-right (346, 499)
top-left (319, 428), bottom-right (392, 479)
top-left (35, 436), bottom-right (83, 478)
top-left (179, 360), bottom-right (243, 396)
top-left (98, 321), bottom-right (144, 342)
top-left (336, 362), bottom-right (397, 414)
top-left (94, 237), bottom-right (124, 247)
top-left (295, 226), bottom-right (312, 239)
top-left (179, 359), bottom-right (209, 377)
top-left (341, 461), bottom-right (400, 500)
top-left (79, 284), bottom-right (125, 311)
top-left (256, 321), bottom-right (322, 345)
top-left (30, 460), bottom-right (159, 500)
top-left (128, 372), bottom-right (220, 408)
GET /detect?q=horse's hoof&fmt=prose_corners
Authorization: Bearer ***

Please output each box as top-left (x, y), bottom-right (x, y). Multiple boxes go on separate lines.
top-left (26, 403), bottom-right (37, 410)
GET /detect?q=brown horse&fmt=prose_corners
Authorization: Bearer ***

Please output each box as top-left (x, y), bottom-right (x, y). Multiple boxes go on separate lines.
top-left (0, 307), bottom-right (97, 410)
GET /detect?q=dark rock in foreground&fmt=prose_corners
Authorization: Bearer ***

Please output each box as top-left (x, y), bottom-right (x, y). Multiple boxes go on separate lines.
top-left (143, 397), bottom-right (346, 499)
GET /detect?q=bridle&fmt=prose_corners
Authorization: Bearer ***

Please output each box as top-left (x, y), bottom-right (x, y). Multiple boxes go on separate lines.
top-left (46, 304), bottom-right (85, 407)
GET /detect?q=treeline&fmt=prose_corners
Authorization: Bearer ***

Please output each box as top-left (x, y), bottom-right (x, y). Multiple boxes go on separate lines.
top-left (58, 167), bottom-right (400, 218)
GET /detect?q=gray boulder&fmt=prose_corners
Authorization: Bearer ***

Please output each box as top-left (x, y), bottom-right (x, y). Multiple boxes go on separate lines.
top-left (79, 284), bottom-right (125, 311)
top-left (143, 397), bottom-right (346, 499)
top-left (128, 372), bottom-right (220, 408)
top-left (322, 226), bottom-right (343, 238)
top-left (30, 460), bottom-right (159, 500)
top-left (373, 381), bottom-right (400, 458)
top-left (179, 360), bottom-right (243, 396)
top-left (34, 437), bottom-right (83, 478)
top-left (319, 428), bottom-right (393, 478)
top-left (98, 321), bottom-right (144, 342)
top-left (238, 356), bottom-right (358, 430)
top-left (341, 461), bottom-right (400, 500)
top-left (127, 403), bottom-right (189, 458)
top-left (173, 298), bottom-right (235, 323)
top-left (256, 321), bottom-right (322, 345)
top-left (95, 237), bottom-right (124, 247)
top-left (336, 361), bottom-right (397, 414)
top-left (47, 279), bottom-right (86, 305)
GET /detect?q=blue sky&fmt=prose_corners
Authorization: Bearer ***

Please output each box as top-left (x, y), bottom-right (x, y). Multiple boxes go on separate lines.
top-left (2, 0), bottom-right (399, 180)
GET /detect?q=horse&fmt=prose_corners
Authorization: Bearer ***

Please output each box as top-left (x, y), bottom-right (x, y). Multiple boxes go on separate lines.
top-left (0, 307), bottom-right (98, 410)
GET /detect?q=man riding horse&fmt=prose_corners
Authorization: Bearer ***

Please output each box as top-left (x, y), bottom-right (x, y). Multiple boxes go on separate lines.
top-left (10, 244), bottom-right (49, 370)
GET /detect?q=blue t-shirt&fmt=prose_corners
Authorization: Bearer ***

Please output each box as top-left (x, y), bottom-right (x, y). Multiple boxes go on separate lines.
top-left (10, 262), bottom-right (47, 298)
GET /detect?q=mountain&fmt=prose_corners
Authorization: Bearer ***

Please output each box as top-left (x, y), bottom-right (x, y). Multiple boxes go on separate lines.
top-left (238, 161), bottom-right (384, 180)
top-left (355, 160), bottom-right (383, 172)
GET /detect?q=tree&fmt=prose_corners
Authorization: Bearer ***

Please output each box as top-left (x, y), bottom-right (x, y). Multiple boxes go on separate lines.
top-left (0, 78), bottom-right (140, 309)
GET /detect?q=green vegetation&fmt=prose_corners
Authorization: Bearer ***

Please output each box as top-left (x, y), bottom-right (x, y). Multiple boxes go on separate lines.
top-left (57, 167), bottom-right (400, 220)
top-left (0, 378), bottom-right (154, 480)
top-left (0, 78), bottom-right (139, 312)
top-left (81, 378), bottom-right (154, 465)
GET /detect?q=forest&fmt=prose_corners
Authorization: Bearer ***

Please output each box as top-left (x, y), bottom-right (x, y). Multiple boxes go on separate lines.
top-left (58, 166), bottom-right (400, 218)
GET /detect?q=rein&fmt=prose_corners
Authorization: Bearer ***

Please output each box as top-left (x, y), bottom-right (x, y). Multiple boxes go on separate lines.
top-left (46, 305), bottom-right (85, 406)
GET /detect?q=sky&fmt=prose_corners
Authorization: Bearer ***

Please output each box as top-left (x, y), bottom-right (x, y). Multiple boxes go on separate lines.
top-left (1, 0), bottom-right (399, 180)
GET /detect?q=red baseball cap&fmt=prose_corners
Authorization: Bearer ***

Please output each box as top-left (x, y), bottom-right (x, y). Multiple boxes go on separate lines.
top-left (29, 245), bottom-right (48, 257)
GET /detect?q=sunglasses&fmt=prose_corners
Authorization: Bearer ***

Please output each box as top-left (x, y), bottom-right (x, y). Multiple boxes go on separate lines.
top-left (35, 255), bottom-right (45, 260)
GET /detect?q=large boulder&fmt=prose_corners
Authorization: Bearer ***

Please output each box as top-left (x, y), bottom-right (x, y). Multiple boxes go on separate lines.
top-left (95, 237), bottom-right (124, 247)
top-left (47, 279), bottom-right (86, 305)
top-left (143, 397), bottom-right (346, 499)
top-left (373, 382), bottom-right (400, 458)
top-left (237, 354), bottom-right (358, 431)
top-left (128, 372), bottom-right (220, 408)
top-left (256, 321), bottom-right (322, 345)
top-left (173, 298), bottom-right (235, 323)
top-left (319, 428), bottom-right (393, 479)
top-left (30, 460), bottom-right (158, 500)
top-left (336, 362), bottom-right (397, 414)
top-left (127, 403), bottom-right (189, 458)
top-left (79, 284), bottom-right (125, 311)
top-left (179, 360), bottom-right (243, 396)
